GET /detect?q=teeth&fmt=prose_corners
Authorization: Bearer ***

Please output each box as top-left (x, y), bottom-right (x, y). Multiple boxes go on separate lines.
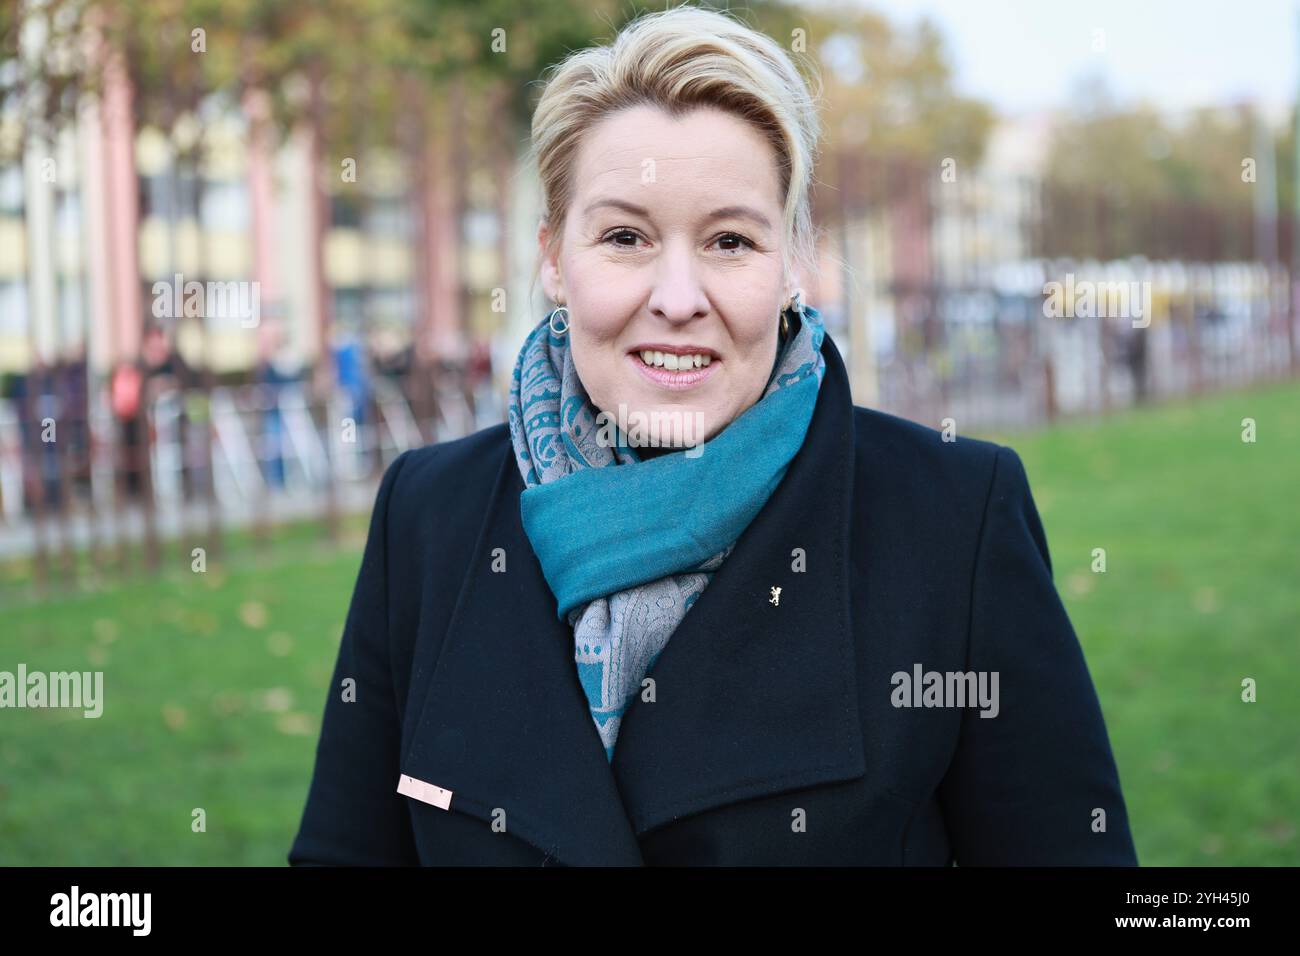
top-left (636, 350), bottom-right (713, 370)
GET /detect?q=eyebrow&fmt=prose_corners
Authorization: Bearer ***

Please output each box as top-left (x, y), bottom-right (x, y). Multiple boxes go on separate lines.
top-left (582, 198), bottom-right (772, 231)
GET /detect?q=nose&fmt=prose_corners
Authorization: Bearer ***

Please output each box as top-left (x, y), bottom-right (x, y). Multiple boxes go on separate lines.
top-left (646, 241), bottom-right (710, 324)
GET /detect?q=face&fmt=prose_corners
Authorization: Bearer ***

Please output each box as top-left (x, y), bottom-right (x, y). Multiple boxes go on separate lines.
top-left (144, 329), bottom-right (168, 363)
top-left (538, 103), bottom-right (796, 455)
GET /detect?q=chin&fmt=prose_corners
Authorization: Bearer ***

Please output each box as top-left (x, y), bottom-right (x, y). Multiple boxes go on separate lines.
top-left (609, 396), bottom-right (717, 451)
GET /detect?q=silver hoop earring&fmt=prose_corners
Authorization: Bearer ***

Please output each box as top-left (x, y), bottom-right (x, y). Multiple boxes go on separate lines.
top-left (548, 305), bottom-right (570, 336)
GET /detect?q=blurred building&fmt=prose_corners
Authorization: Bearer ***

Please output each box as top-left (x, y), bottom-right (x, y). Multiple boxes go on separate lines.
top-left (0, 42), bottom-right (533, 383)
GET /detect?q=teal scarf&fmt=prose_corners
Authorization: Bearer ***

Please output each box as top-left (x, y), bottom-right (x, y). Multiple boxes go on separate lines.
top-left (507, 305), bottom-right (826, 759)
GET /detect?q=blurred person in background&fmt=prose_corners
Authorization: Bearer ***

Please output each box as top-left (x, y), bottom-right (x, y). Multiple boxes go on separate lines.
top-left (141, 320), bottom-right (198, 499)
top-left (10, 359), bottom-right (62, 512)
top-left (58, 344), bottom-right (92, 501)
top-left (332, 323), bottom-right (372, 437)
top-left (110, 321), bottom-right (195, 502)
top-left (254, 316), bottom-right (302, 489)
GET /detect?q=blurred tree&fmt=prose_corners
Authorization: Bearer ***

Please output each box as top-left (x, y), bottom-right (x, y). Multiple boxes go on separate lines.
top-left (93, 0), bottom-right (264, 560)
top-left (0, 0), bottom-right (94, 590)
top-left (389, 0), bottom-right (626, 429)
top-left (0, 3), bottom-right (20, 161)
top-left (804, 2), bottom-right (995, 164)
top-left (1044, 74), bottom-right (1293, 261)
top-left (0, 0), bottom-right (89, 162)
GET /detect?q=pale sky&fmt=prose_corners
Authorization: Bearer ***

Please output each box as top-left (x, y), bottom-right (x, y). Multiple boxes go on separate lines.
top-left (854, 0), bottom-right (1296, 116)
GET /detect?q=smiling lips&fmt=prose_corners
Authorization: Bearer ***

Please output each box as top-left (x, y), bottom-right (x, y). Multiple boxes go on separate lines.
top-left (627, 345), bottom-right (719, 389)
top-left (637, 349), bottom-right (712, 370)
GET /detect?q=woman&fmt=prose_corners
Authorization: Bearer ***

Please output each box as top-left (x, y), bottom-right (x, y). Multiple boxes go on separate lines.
top-left (289, 5), bottom-right (1137, 866)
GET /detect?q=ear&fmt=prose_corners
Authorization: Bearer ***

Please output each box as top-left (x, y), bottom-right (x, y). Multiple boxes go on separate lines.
top-left (537, 219), bottom-right (564, 302)
top-left (780, 261), bottom-right (802, 311)
top-left (787, 264), bottom-right (806, 308)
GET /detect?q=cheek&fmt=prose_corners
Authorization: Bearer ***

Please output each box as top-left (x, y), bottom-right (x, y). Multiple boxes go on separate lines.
top-left (727, 314), bottom-right (781, 405)
top-left (563, 259), bottom-right (643, 398)
top-left (567, 299), bottom-right (625, 379)
top-left (566, 309), bottom-right (624, 413)
top-left (726, 301), bottom-right (780, 373)
top-left (736, 307), bottom-right (777, 347)
top-left (564, 257), bottom-right (634, 344)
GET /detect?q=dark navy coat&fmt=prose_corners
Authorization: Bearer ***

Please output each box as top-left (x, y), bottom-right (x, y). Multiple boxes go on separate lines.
top-left (288, 330), bottom-right (1138, 866)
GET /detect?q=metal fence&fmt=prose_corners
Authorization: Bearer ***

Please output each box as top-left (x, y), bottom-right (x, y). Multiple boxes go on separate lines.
top-left (853, 258), bottom-right (1296, 431)
top-left (0, 359), bottom-right (503, 592)
top-left (817, 154), bottom-right (1299, 432)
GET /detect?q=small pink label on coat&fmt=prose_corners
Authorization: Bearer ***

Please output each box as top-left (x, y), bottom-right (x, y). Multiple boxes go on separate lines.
top-left (397, 774), bottom-right (453, 810)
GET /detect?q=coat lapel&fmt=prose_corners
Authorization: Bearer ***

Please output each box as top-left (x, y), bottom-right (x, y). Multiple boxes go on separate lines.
top-left (401, 330), bottom-right (863, 864)
top-left (400, 447), bottom-right (645, 866)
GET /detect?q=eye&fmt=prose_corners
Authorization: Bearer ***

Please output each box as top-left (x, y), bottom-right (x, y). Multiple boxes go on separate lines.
top-left (714, 232), bottom-right (755, 255)
top-left (601, 228), bottom-right (644, 249)
top-left (599, 229), bottom-right (756, 254)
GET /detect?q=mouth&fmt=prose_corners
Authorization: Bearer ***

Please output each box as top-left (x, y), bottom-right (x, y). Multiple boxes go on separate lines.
top-left (626, 345), bottom-right (720, 390)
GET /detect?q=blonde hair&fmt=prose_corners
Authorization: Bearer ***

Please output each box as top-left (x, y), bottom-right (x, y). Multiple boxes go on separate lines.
top-left (527, 3), bottom-right (824, 302)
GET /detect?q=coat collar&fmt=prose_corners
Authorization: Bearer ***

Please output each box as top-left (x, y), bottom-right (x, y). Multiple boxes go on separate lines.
top-left (401, 329), bottom-right (863, 865)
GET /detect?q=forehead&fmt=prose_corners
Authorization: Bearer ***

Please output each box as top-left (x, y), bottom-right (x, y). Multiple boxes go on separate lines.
top-left (572, 104), bottom-right (782, 214)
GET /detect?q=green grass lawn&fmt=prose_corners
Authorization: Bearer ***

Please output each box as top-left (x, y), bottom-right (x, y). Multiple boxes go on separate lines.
top-left (0, 517), bottom-right (372, 866)
top-left (1, 378), bottom-right (1297, 865)
top-left (975, 378), bottom-right (1300, 866)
